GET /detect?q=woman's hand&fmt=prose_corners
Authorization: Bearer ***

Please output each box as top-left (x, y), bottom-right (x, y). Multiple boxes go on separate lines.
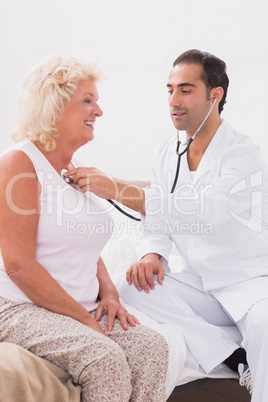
top-left (95, 296), bottom-right (140, 332)
top-left (96, 257), bottom-right (140, 331)
top-left (84, 314), bottom-right (108, 337)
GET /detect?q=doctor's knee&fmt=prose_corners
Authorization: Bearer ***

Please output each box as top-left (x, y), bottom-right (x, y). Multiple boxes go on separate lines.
top-left (118, 278), bottom-right (141, 305)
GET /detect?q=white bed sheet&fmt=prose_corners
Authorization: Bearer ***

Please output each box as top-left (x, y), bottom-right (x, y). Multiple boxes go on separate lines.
top-left (101, 215), bottom-right (241, 399)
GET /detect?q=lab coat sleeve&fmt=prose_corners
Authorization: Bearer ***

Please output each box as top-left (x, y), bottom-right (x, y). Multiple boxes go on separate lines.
top-left (136, 140), bottom-right (173, 264)
top-left (143, 143), bottom-right (268, 233)
top-left (136, 208), bottom-right (173, 263)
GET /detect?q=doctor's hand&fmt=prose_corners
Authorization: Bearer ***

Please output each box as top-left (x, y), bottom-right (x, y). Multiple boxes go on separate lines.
top-left (126, 253), bottom-right (164, 293)
top-left (64, 167), bottom-right (116, 199)
top-left (64, 167), bottom-right (146, 215)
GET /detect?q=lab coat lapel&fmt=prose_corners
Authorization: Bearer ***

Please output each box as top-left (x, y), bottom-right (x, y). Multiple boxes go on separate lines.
top-left (180, 152), bottom-right (192, 183)
top-left (191, 120), bottom-right (233, 185)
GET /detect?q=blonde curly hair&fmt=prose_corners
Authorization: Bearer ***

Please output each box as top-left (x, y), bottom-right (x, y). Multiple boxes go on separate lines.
top-left (12, 54), bottom-right (104, 152)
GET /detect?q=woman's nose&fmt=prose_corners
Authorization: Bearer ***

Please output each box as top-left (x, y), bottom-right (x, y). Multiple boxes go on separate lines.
top-left (95, 103), bottom-right (103, 117)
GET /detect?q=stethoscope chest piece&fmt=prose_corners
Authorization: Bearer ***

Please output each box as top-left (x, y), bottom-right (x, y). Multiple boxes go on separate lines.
top-left (61, 169), bottom-right (74, 184)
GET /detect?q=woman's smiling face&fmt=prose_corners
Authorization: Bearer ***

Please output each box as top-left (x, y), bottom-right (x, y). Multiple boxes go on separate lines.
top-left (56, 79), bottom-right (103, 150)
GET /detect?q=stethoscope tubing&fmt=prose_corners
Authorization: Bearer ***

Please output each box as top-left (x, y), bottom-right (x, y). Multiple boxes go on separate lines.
top-left (107, 199), bottom-right (141, 221)
top-left (170, 97), bottom-right (217, 193)
top-left (170, 137), bottom-right (193, 193)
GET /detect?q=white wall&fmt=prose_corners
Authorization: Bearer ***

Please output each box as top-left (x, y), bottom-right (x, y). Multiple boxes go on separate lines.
top-left (1, 0), bottom-right (267, 180)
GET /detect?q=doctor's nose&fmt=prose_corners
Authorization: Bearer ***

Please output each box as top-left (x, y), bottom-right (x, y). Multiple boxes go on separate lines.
top-left (169, 93), bottom-right (182, 108)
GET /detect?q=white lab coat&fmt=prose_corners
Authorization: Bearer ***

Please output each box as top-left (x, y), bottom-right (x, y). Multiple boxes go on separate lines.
top-left (136, 120), bottom-right (268, 322)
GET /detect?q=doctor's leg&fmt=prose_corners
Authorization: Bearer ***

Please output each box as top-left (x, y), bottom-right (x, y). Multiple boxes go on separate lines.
top-left (119, 274), bottom-right (240, 374)
top-left (237, 298), bottom-right (268, 402)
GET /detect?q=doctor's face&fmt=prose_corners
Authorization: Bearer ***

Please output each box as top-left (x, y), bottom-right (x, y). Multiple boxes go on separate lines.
top-left (167, 63), bottom-right (213, 136)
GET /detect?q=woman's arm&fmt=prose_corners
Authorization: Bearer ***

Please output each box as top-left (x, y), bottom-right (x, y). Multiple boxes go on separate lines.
top-left (0, 150), bottom-right (106, 335)
top-left (96, 257), bottom-right (139, 331)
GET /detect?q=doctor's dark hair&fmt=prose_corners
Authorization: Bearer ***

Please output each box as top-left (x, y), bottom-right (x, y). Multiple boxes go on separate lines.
top-left (173, 49), bottom-right (229, 114)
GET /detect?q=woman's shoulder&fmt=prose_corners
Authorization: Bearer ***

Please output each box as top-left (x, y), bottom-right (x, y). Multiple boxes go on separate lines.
top-left (0, 146), bottom-right (36, 182)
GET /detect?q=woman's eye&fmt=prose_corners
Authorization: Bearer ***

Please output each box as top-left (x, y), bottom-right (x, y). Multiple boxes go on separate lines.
top-left (83, 98), bottom-right (92, 104)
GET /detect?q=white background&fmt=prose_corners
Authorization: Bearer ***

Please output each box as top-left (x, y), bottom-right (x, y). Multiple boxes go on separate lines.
top-left (0, 0), bottom-right (267, 180)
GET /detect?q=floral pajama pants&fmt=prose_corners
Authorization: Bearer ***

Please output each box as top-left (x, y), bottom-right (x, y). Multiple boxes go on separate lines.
top-left (0, 297), bottom-right (168, 402)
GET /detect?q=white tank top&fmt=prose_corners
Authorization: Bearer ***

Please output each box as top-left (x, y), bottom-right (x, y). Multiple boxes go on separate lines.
top-left (0, 139), bottom-right (113, 311)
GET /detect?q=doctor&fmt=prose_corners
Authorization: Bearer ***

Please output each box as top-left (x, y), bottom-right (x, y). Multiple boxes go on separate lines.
top-left (67, 49), bottom-right (268, 401)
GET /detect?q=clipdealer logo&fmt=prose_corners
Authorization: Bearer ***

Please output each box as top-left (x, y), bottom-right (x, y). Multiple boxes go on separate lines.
top-left (4, 170), bottom-right (114, 220)
top-left (227, 170), bottom-right (264, 232)
top-left (141, 218), bottom-right (213, 235)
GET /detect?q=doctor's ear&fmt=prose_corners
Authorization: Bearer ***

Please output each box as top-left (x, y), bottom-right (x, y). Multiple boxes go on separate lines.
top-left (211, 87), bottom-right (224, 103)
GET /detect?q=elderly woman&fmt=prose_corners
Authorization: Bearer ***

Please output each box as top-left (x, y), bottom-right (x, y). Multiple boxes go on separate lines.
top-left (0, 55), bottom-right (168, 402)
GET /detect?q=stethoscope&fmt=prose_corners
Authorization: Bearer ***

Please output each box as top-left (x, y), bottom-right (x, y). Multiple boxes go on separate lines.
top-left (170, 97), bottom-right (217, 193)
top-left (61, 170), bottom-right (142, 221)
top-left (62, 98), bottom-right (217, 222)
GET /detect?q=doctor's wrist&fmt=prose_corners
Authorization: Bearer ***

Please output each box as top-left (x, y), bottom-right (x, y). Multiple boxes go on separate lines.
top-left (141, 253), bottom-right (162, 262)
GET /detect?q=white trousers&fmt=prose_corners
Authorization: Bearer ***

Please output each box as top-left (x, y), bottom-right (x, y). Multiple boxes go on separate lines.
top-left (237, 299), bottom-right (268, 402)
top-left (119, 274), bottom-right (268, 401)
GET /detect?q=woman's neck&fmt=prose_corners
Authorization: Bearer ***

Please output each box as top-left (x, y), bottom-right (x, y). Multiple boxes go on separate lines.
top-left (35, 143), bottom-right (74, 174)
